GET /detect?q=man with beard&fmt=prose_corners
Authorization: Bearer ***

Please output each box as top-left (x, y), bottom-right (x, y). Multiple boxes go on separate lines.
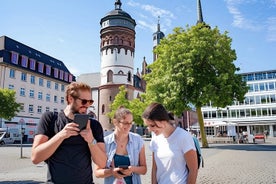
top-left (32, 82), bottom-right (107, 184)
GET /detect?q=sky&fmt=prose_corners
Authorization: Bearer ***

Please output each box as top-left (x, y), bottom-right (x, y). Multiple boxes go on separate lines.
top-left (1, 0), bottom-right (276, 77)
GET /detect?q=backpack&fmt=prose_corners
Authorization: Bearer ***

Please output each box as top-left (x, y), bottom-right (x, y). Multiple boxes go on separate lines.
top-left (192, 136), bottom-right (204, 169)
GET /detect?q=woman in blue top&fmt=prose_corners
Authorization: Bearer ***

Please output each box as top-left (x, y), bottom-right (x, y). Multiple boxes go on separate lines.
top-left (94, 107), bottom-right (147, 184)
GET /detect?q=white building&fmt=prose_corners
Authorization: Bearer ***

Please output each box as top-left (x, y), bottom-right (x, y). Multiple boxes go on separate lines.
top-left (0, 36), bottom-right (75, 142)
top-left (201, 70), bottom-right (276, 137)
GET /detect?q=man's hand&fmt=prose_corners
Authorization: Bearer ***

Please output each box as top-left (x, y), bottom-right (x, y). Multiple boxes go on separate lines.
top-left (80, 120), bottom-right (94, 144)
top-left (57, 122), bottom-right (79, 140)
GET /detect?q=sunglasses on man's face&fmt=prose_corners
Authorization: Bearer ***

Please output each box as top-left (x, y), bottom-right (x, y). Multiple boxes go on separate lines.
top-left (76, 97), bottom-right (94, 105)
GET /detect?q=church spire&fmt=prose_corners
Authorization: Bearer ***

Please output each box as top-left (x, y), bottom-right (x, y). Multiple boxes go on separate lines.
top-left (196, 0), bottom-right (204, 24)
top-left (157, 16), bottom-right (160, 32)
top-left (115, 0), bottom-right (122, 10)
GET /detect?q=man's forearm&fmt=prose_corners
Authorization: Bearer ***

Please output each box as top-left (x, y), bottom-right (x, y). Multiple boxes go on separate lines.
top-left (89, 142), bottom-right (107, 168)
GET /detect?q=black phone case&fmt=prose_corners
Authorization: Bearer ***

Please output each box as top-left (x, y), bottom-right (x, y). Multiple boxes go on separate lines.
top-left (74, 114), bottom-right (89, 130)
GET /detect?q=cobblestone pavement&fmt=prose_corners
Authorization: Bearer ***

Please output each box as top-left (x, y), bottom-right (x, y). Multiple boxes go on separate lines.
top-left (0, 138), bottom-right (276, 184)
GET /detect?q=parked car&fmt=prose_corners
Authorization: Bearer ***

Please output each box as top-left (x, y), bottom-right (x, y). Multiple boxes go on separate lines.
top-left (0, 131), bottom-right (21, 145)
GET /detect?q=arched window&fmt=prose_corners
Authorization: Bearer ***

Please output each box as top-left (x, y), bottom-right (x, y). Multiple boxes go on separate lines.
top-left (118, 70), bottom-right (124, 75)
top-left (107, 70), bottom-right (113, 83)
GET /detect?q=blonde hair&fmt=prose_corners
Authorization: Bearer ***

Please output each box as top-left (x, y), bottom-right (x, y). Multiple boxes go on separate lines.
top-left (113, 106), bottom-right (132, 123)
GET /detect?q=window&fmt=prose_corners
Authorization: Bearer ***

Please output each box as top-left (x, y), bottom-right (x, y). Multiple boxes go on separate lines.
top-left (60, 97), bottom-right (64, 104)
top-left (21, 72), bottom-right (27, 81)
top-left (107, 70), bottom-right (113, 82)
top-left (38, 62), bottom-right (44, 73)
top-left (61, 84), bottom-right (65, 92)
top-left (9, 69), bottom-right (15, 78)
top-left (53, 108), bottom-right (58, 112)
top-left (46, 94), bottom-right (50, 102)
top-left (21, 56), bottom-right (28, 68)
top-left (270, 94), bottom-right (276, 103)
top-left (46, 65), bottom-right (51, 76)
top-left (268, 82), bottom-right (275, 90)
top-left (29, 105), bottom-right (34, 113)
top-left (259, 83), bottom-right (265, 91)
top-left (29, 59), bottom-right (36, 70)
top-left (127, 71), bottom-right (131, 82)
top-left (55, 83), bottom-right (59, 90)
top-left (30, 75), bottom-right (35, 84)
top-left (8, 84), bottom-right (14, 89)
top-left (54, 95), bottom-right (58, 103)
top-left (39, 78), bottom-right (44, 86)
top-left (46, 107), bottom-right (50, 112)
top-left (38, 92), bottom-right (43, 100)
top-left (37, 106), bottom-right (42, 114)
top-left (64, 72), bottom-right (68, 81)
top-left (47, 81), bottom-right (51, 88)
top-left (69, 74), bottom-right (73, 82)
top-left (54, 68), bottom-right (59, 78)
top-left (59, 70), bottom-right (64, 80)
top-left (20, 88), bottom-right (25, 96)
top-left (29, 90), bottom-right (34, 98)
top-left (254, 83), bottom-right (259, 92)
top-left (11, 52), bottom-right (19, 64)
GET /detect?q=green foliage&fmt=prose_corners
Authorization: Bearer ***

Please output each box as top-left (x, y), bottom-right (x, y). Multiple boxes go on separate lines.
top-left (108, 85), bottom-right (130, 119)
top-left (144, 23), bottom-right (248, 115)
top-left (0, 88), bottom-right (21, 120)
top-left (108, 86), bottom-right (148, 126)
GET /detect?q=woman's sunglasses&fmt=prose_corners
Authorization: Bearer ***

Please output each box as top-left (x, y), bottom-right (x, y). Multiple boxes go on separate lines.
top-left (76, 97), bottom-right (94, 105)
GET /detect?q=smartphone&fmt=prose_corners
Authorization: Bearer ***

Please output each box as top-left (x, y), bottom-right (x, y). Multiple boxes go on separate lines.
top-left (118, 165), bottom-right (129, 170)
top-left (74, 114), bottom-right (89, 131)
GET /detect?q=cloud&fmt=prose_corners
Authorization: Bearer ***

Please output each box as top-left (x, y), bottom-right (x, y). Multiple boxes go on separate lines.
top-left (225, 0), bottom-right (262, 31)
top-left (266, 17), bottom-right (276, 42)
top-left (127, 0), bottom-right (174, 33)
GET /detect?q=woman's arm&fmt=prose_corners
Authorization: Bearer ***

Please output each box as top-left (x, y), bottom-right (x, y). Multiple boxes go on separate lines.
top-left (184, 149), bottom-right (198, 184)
top-left (151, 154), bottom-right (157, 184)
top-left (129, 145), bottom-right (147, 175)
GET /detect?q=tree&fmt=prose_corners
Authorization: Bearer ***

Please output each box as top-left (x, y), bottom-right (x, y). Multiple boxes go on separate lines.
top-left (108, 85), bottom-right (130, 120)
top-left (144, 23), bottom-right (248, 147)
top-left (0, 88), bottom-right (21, 120)
top-left (108, 85), bottom-right (147, 126)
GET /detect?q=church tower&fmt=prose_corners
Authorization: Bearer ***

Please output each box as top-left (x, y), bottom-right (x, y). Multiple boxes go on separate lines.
top-left (99, 0), bottom-right (136, 130)
top-left (152, 16), bottom-right (165, 62)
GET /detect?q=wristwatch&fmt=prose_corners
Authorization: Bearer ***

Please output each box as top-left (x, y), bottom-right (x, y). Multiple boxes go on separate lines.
top-left (91, 139), bottom-right (97, 146)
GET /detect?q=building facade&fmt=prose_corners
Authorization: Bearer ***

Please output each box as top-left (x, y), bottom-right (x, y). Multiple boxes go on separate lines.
top-left (201, 70), bottom-right (276, 138)
top-left (0, 36), bottom-right (75, 142)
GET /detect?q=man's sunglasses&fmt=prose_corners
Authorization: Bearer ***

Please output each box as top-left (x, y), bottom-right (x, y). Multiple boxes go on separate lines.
top-left (76, 97), bottom-right (94, 105)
